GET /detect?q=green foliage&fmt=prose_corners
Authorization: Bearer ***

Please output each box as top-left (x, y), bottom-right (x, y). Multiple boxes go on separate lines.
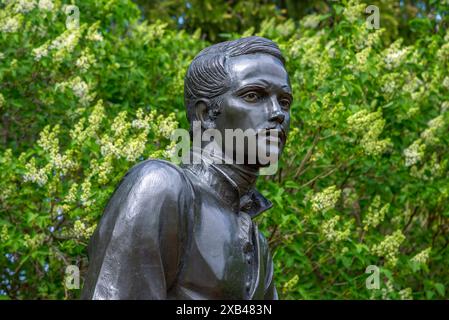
top-left (0, 0), bottom-right (197, 299)
top-left (252, 0), bottom-right (449, 299)
top-left (1, 0), bottom-right (449, 300)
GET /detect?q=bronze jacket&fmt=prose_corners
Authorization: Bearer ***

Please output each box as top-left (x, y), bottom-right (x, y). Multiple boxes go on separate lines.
top-left (81, 159), bottom-right (277, 300)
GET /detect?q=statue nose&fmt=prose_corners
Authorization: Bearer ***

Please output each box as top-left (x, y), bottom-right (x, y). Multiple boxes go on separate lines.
top-left (269, 110), bottom-right (285, 124)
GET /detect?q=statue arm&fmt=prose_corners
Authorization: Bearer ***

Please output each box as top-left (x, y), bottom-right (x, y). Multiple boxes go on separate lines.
top-left (260, 233), bottom-right (278, 300)
top-left (81, 160), bottom-right (191, 300)
top-left (264, 259), bottom-right (278, 300)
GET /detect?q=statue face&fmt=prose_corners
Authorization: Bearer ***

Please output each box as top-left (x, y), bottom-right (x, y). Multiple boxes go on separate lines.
top-left (214, 53), bottom-right (292, 166)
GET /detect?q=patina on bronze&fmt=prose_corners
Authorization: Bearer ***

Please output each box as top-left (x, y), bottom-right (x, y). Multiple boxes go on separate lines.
top-left (81, 36), bottom-right (292, 300)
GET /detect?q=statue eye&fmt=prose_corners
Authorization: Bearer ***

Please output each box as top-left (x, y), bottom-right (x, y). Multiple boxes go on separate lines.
top-left (242, 91), bottom-right (260, 103)
top-left (279, 98), bottom-right (291, 110)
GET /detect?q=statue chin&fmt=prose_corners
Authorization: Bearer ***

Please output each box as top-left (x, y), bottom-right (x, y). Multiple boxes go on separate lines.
top-left (240, 149), bottom-right (281, 168)
top-left (256, 139), bottom-right (282, 168)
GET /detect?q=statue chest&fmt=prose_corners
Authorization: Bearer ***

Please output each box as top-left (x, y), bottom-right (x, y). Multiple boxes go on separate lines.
top-left (171, 189), bottom-right (268, 300)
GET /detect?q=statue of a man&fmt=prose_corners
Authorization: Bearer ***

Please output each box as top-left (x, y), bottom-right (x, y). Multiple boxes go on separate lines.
top-left (81, 36), bottom-right (292, 300)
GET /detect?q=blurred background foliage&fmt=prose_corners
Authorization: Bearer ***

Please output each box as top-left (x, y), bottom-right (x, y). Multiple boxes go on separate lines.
top-left (1, 0), bottom-right (449, 299)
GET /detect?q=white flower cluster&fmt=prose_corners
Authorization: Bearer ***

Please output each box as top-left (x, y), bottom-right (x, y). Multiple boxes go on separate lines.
top-left (363, 29), bottom-right (384, 49)
top-left (38, 0), bottom-right (53, 11)
top-left (70, 100), bottom-right (105, 144)
top-left (131, 108), bottom-right (155, 130)
top-left (87, 31), bottom-right (103, 42)
top-left (0, 225), bottom-right (9, 242)
top-left (87, 99), bottom-right (104, 132)
top-left (80, 178), bottom-right (93, 207)
top-left (100, 110), bottom-right (153, 162)
top-left (23, 125), bottom-right (77, 186)
top-left (39, 125), bottom-right (77, 172)
top-left (441, 101), bottom-right (449, 113)
top-left (86, 22), bottom-right (104, 42)
top-left (134, 21), bottom-right (168, 43)
top-left (437, 42), bottom-right (449, 62)
top-left (111, 111), bottom-right (131, 137)
top-left (33, 29), bottom-right (80, 61)
top-left (383, 41), bottom-right (411, 70)
top-left (420, 115), bottom-right (445, 145)
top-left (0, 93), bottom-right (5, 108)
top-left (343, 0), bottom-right (365, 23)
top-left (157, 113), bottom-right (178, 138)
top-left (289, 31), bottom-right (325, 68)
top-left (381, 73), bottom-right (399, 96)
top-left (403, 74), bottom-right (423, 95)
top-left (13, 0), bottom-right (36, 13)
top-left (64, 183), bottom-right (78, 204)
top-left (122, 132), bottom-right (148, 162)
top-left (0, 16), bottom-right (21, 33)
top-left (163, 139), bottom-right (180, 159)
top-left (403, 139), bottom-right (425, 167)
top-left (411, 247), bottom-right (431, 265)
top-left (51, 31), bottom-right (78, 50)
top-left (32, 45), bottom-right (48, 61)
top-left (363, 196), bottom-right (390, 231)
top-left (71, 77), bottom-right (89, 99)
top-left (23, 233), bottom-right (45, 249)
top-left (410, 152), bottom-right (445, 180)
top-left (399, 288), bottom-right (413, 300)
top-left (320, 215), bottom-right (351, 242)
top-left (23, 158), bottom-right (50, 186)
top-left (381, 280), bottom-right (395, 300)
top-left (371, 230), bottom-right (405, 267)
top-left (442, 77), bottom-right (449, 89)
top-left (56, 77), bottom-right (93, 106)
top-left (75, 49), bottom-right (96, 72)
top-left (282, 275), bottom-right (299, 295)
top-left (354, 47), bottom-right (371, 71)
top-left (301, 14), bottom-right (321, 29)
top-left (90, 155), bottom-right (114, 185)
top-left (310, 185), bottom-right (341, 213)
top-left (73, 220), bottom-right (96, 239)
top-left (347, 109), bottom-right (391, 156)
top-left (326, 40), bottom-right (336, 59)
top-left (37, 124), bottom-right (59, 152)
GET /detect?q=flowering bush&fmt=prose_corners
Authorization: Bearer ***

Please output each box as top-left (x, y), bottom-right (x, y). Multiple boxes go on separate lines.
top-left (253, 0), bottom-right (449, 299)
top-left (0, 0), bottom-right (201, 299)
top-left (1, 0), bottom-right (448, 299)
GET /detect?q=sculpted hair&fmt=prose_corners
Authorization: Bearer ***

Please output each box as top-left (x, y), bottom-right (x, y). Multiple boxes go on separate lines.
top-left (184, 36), bottom-right (285, 133)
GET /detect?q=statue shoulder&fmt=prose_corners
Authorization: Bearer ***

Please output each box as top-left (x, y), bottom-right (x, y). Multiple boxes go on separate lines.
top-left (83, 159), bottom-right (192, 299)
top-left (122, 158), bottom-right (191, 197)
top-left (97, 158), bottom-right (194, 225)
top-left (93, 158), bottom-right (193, 245)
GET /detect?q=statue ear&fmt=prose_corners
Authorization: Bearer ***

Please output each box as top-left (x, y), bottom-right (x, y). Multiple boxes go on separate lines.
top-left (195, 99), bottom-right (215, 130)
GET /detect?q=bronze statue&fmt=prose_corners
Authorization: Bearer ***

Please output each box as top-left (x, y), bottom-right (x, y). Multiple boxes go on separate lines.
top-left (81, 36), bottom-right (292, 300)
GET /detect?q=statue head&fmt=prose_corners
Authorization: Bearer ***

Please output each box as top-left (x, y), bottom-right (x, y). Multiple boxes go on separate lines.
top-left (184, 36), bottom-right (292, 167)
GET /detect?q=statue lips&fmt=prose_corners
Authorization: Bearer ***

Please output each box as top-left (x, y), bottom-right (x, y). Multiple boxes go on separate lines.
top-left (257, 126), bottom-right (286, 147)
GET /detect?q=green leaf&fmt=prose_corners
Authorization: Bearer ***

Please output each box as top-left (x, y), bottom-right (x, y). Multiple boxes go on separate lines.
top-left (434, 283), bottom-right (445, 297)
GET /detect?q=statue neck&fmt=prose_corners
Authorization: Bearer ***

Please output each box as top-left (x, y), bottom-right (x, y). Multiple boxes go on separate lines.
top-left (212, 161), bottom-right (259, 197)
top-left (190, 146), bottom-right (260, 197)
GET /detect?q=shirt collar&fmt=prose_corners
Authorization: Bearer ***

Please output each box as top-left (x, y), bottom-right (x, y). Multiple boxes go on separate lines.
top-left (183, 160), bottom-right (272, 218)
